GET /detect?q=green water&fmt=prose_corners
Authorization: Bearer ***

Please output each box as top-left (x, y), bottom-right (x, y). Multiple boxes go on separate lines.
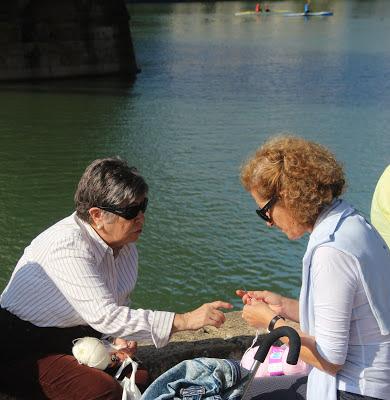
top-left (0, 0), bottom-right (389, 313)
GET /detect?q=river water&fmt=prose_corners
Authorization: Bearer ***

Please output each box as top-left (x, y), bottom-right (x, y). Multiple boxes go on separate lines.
top-left (0, 0), bottom-right (389, 313)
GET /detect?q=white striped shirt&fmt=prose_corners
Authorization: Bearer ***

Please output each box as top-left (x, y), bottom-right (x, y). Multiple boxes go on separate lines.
top-left (0, 213), bottom-right (174, 348)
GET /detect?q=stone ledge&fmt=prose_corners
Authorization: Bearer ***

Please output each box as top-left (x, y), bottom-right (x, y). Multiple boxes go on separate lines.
top-left (137, 311), bottom-right (265, 381)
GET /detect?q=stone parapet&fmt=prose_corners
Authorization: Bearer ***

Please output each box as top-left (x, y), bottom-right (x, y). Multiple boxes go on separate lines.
top-left (137, 311), bottom-right (266, 381)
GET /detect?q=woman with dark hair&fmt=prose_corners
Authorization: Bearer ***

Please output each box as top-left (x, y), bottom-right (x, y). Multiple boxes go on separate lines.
top-left (237, 136), bottom-right (390, 400)
top-left (0, 157), bottom-right (232, 399)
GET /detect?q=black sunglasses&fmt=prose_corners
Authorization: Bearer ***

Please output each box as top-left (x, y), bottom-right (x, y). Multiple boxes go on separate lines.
top-left (256, 196), bottom-right (277, 222)
top-left (97, 198), bottom-right (148, 220)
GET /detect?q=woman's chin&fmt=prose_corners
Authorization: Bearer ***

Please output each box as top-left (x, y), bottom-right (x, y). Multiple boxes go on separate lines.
top-left (129, 230), bottom-right (142, 242)
top-left (285, 232), bottom-right (302, 241)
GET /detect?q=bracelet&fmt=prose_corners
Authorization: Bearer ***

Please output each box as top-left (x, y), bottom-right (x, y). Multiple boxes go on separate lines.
top-left (111, 354), bottom-right (119, 363)
top-left (267, 315), bottom-right (285, 332)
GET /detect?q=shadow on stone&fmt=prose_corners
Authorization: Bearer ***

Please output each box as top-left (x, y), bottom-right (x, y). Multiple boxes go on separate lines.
top-left (138, 334), bottom-right (260, 382)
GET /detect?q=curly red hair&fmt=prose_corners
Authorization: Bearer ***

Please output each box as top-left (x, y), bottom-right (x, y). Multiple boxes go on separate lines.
top-left (241, 135), bottom-right (346, 226)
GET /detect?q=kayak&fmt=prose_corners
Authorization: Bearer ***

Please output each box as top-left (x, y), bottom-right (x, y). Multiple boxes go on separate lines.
top-left (234, 10), bottom-right (290, 16)
top-left (235, 10), bottom-right (332, 17)
top-left (284, 11), bottom-right (333, 17)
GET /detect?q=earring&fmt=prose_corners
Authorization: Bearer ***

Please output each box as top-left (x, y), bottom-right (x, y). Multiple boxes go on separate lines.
top-left (97, 224), bottom-right (102, 230)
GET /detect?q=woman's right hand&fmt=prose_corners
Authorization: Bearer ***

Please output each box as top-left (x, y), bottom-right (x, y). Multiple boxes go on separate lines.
top-left (172, 301), bottom-right (233, 333)
top-left (236, 289), bottom-right (285, 316)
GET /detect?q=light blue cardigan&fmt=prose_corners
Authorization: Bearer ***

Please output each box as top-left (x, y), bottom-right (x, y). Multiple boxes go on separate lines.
top-left (299, 199), bottom-right (390, 400)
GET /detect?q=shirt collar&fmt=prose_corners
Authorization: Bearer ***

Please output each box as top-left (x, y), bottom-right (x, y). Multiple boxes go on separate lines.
top-left (313, 198), bottom-right (342, 230)
top-left (73, 212), bottom-right (114, 256)
top-left (308, 198), bottom-right (356, 249)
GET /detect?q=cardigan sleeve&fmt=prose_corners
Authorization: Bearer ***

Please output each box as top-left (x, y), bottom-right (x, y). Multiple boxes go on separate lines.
top-left (311, 246), bottom-right (359, 365)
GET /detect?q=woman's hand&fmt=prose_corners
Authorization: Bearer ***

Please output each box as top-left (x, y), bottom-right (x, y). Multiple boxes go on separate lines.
top-left (242, 301), bottom-right (276, 330)
top-left (172, 301), bottom-right (233, 332)
top-left (112, 337), bottom-right (137, 351)
top-left (237, 289), bottom-right (281, 329)
top-left (109, 338), bottom-right (137, 366)
top-left (236, 289), bottom-right (285, 316)
top-left (236, 289), bottom-right (300, 323)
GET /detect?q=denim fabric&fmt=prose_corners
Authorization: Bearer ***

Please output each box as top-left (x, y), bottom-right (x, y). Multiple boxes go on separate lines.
top-left (140, 357), bottom-right (244, 400)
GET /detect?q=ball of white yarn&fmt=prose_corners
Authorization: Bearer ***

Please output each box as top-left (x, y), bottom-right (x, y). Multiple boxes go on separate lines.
top-left (72, 337), bottom-right (111, 370)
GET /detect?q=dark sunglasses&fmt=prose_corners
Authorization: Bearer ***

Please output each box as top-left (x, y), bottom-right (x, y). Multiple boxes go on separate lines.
top-left (98, 198), bottom-right (148, 220)
top-left (256, 196), bottom-right (277, 222)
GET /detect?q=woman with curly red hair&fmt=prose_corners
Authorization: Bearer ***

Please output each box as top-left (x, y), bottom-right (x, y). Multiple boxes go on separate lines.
top-left (237, 135), bottom-right (390, 400)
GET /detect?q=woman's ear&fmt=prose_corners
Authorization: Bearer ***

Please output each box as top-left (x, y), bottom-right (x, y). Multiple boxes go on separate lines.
top-left (88, 207), bottom-right (104, 228)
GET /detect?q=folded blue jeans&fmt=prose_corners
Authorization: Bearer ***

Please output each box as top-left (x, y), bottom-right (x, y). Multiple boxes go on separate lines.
top-left (140, 357), bottom-right (244, 400)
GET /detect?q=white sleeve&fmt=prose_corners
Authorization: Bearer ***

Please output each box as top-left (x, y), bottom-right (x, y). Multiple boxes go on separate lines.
top-left (311, 246), bottom-right (359, 365)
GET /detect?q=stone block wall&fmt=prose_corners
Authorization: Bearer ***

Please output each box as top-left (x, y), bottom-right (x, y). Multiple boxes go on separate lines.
top-left (137, 311), bottom-right (300, 381)
top-left (138, 311), bottom-right (264, 381)
top-left (0, 0), bottom-right (138, 80)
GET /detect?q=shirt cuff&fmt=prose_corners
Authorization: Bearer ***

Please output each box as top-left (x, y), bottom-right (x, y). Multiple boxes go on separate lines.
top-left (151, 311), bottom-right (175, 348)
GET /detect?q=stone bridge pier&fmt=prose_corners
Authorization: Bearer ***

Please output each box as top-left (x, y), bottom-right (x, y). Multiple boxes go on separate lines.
top-left (0, 0), bottom-right (138, 81)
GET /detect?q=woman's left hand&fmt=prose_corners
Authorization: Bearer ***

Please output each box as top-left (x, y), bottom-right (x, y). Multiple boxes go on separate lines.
top-left (242, 301), bottom-right (276, 329)
top-left (109, 338), bottom-right (137, 365)
top-left (112, 337), bottom-right (137, 352)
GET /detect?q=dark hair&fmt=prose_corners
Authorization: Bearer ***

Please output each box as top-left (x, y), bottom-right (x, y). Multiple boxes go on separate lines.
top-left (74, 157), bottom-right (148, 222)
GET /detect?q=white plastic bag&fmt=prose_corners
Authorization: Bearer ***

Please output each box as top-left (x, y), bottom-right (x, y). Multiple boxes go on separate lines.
top-left (115, 357), bottom-right (142, 400)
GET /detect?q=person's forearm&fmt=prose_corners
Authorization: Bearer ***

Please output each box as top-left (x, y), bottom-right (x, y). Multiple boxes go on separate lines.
top-left (273, 318), bottom-right (342, 376)
top-left (280, 297), bottom-right (300, 322)
top-left (171, 313), bottom-right (189, 333)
